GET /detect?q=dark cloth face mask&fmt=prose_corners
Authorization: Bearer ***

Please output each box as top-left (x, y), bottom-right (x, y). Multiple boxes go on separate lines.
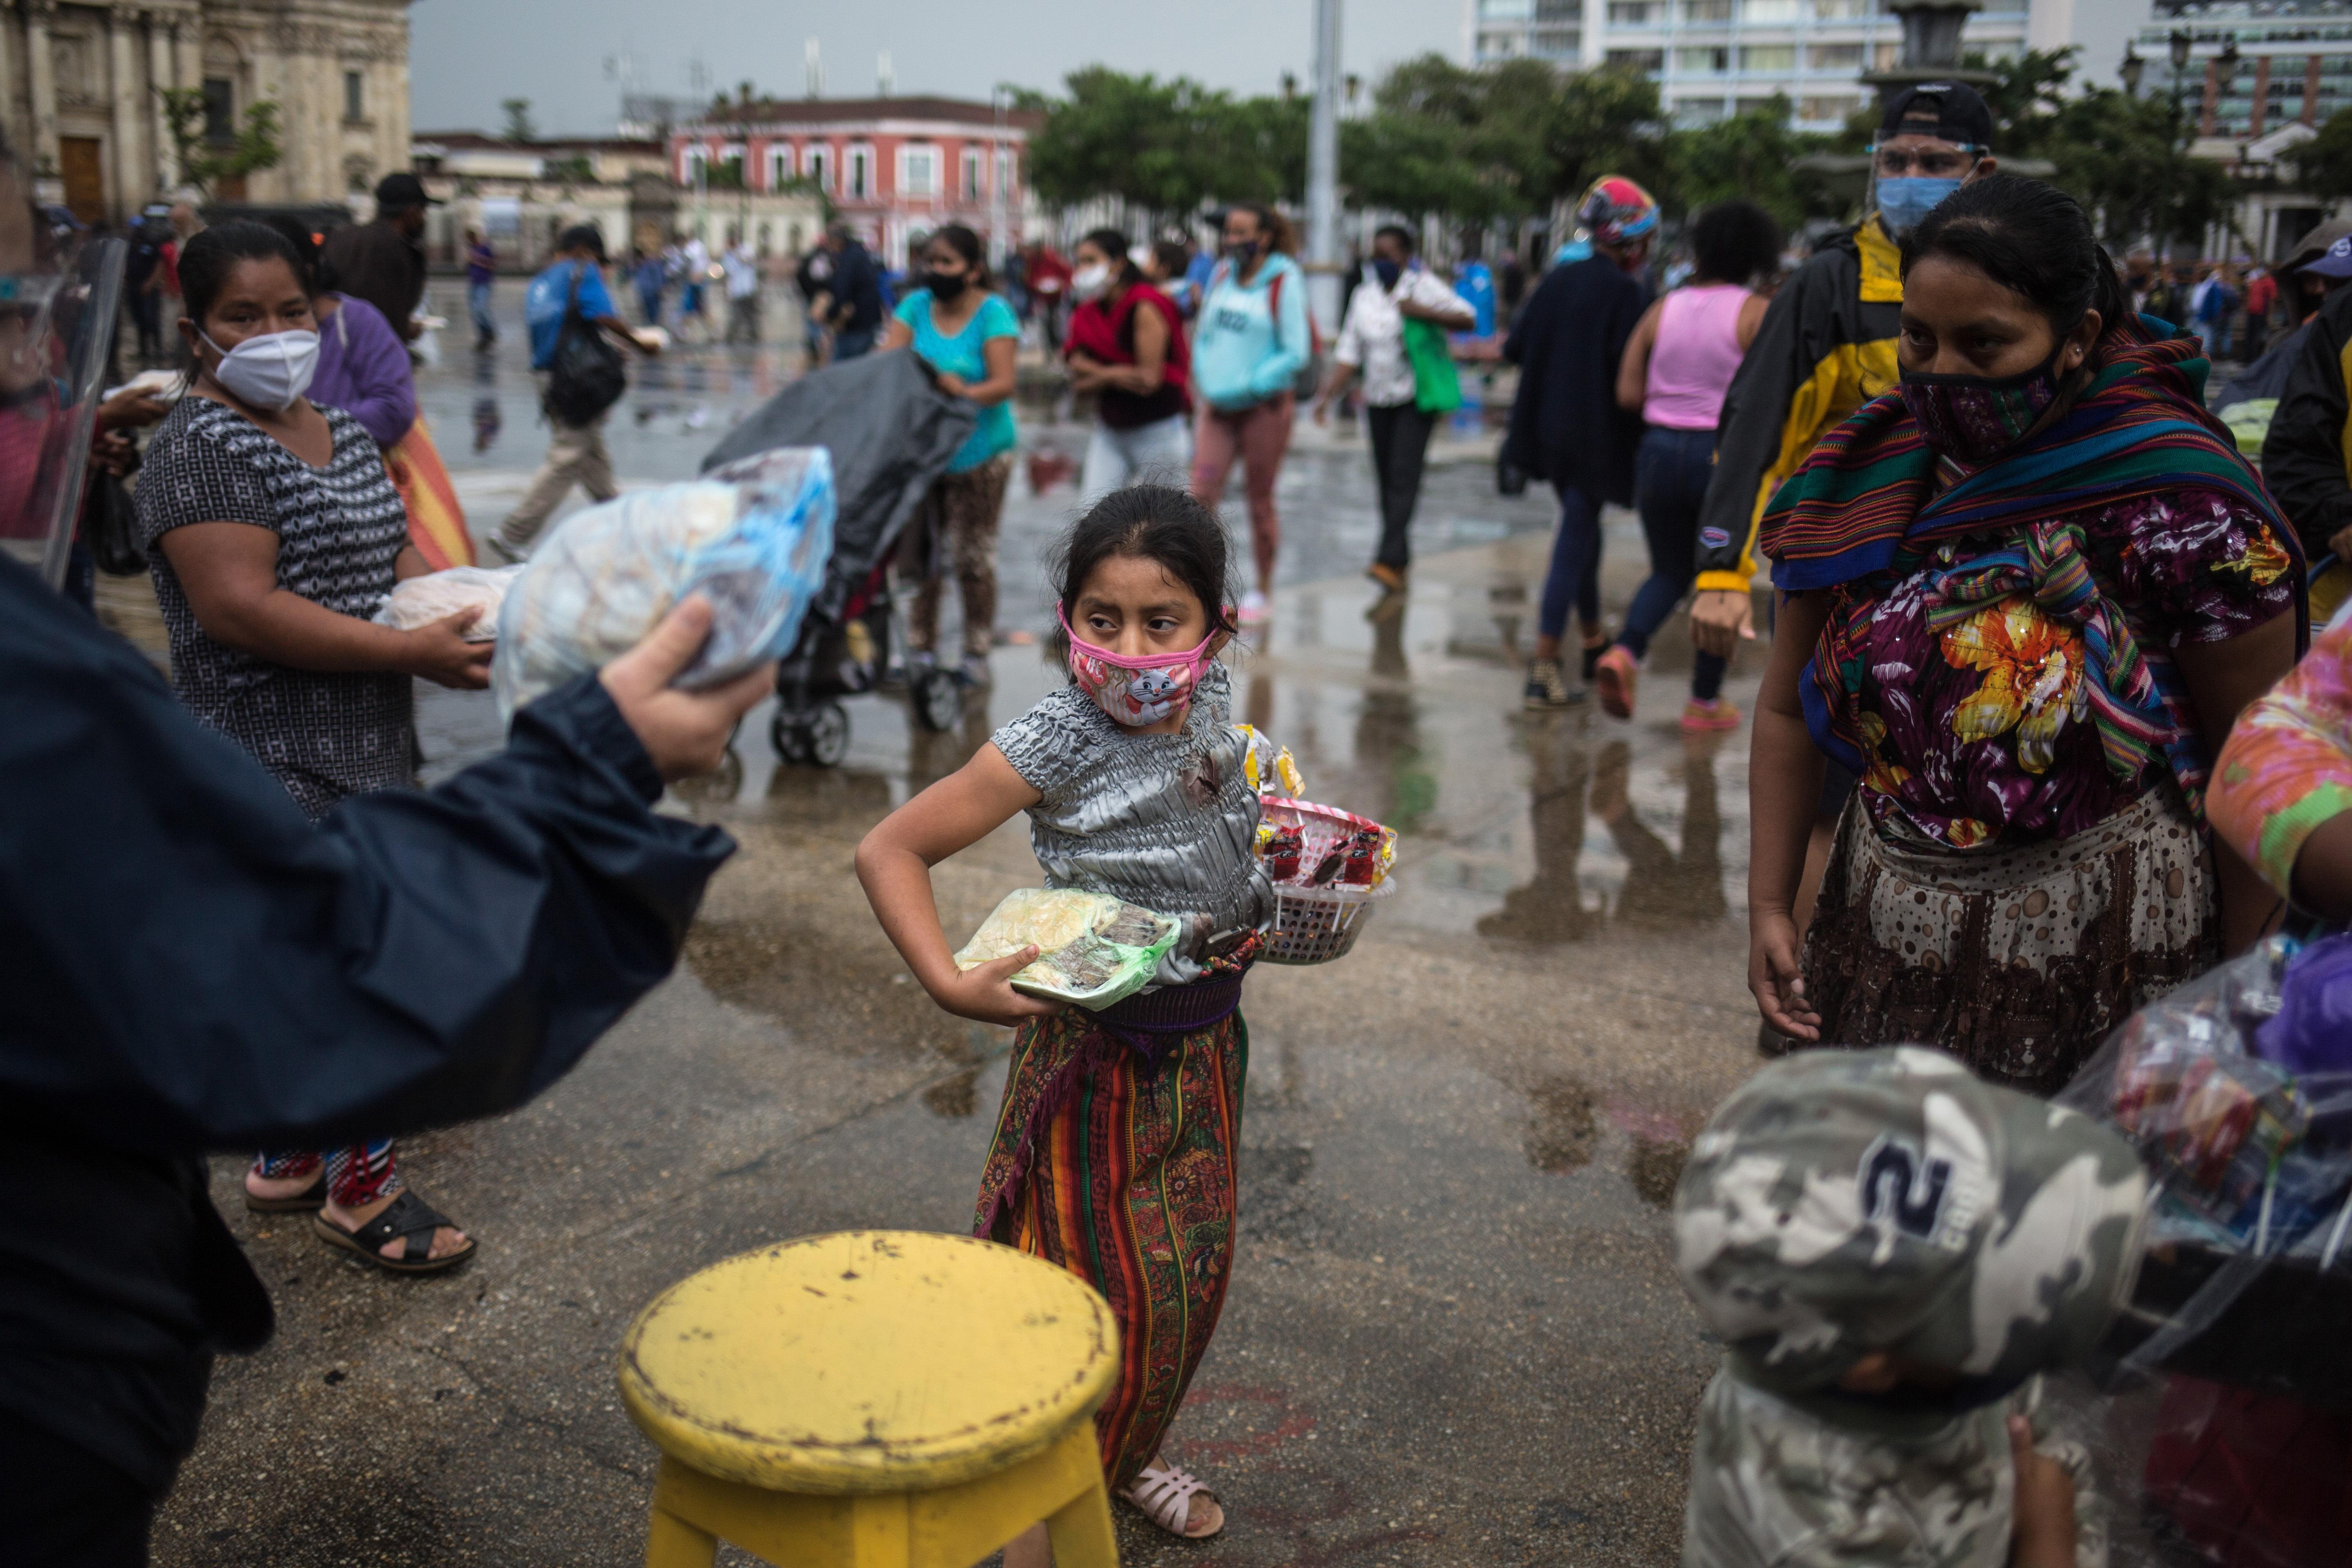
top-left (1898, 338), bottom-right (2070, 466)
top-left (1370, 258), bottom-right (1401, 290)
top-left (924, 269), bottom-right (969, 301)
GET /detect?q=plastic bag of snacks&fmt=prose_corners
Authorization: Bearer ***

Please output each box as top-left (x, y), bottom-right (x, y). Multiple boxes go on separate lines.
top-left (953, 888), bottom-right (1183, 1010)
top-left (1253, 799), bottom-right (1397, 964)
top-left (492, 447), bottom-right (835, 720)
top-left (372, 564), bottom-right (524, 641)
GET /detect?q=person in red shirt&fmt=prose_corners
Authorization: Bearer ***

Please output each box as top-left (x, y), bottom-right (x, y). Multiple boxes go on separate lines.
top-left (2243, 264), bottom-right (2278, 361)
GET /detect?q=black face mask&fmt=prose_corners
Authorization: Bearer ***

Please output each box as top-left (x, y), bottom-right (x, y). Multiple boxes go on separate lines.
top-left (1371, 258), bottom-right (1401, 290)
top-left (925, 269), bottom-right (969, 301)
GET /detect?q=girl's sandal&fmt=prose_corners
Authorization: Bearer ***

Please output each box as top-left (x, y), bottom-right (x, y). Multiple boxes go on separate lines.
top-left (1125, 1461), bottom-right (1224, 1540)
top-left (313, 1189), bottom-right (477, 1275)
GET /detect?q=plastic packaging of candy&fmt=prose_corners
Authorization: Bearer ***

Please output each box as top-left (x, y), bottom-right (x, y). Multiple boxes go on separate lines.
top-left (372, 564), bottom-right (523, 641)
top-left (1233, 724), bottom-right (1306, 800)
top-left (491, 447), bottom-right (834, 720)
top-left (1253, 799), bottom-right (1398, 964)
top-left (952, 888), bottom-right (1183, 1010)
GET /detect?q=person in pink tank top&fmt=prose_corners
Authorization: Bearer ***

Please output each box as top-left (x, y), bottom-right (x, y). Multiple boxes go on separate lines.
top-left (1595, 202), bottom-right (1782, 732)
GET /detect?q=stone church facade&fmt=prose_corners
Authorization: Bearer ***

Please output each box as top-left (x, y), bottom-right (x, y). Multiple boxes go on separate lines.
top-left (0, 0), bottom-right (411, 223)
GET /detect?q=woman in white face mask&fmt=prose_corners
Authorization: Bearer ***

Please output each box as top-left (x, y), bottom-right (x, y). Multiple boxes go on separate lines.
top-left (1064, 227), bottom-right (1192, 504)
top-left (135, 221), bottom-right (489, 1274)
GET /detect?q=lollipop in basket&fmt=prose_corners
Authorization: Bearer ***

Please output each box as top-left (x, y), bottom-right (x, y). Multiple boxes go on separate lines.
top-left (1232, 725), bottom-right (1398, 966)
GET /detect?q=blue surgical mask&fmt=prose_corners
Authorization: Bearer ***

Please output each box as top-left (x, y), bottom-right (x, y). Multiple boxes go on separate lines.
top-left (1876, 176), bottom-right (1962, 237)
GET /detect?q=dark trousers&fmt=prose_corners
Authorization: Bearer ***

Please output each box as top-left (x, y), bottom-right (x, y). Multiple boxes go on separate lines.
top-left (1539, 481), bottom-right (1604, 639)
top-left (1619, 425), bottom-right (1727, 702)
top-left (1365, 401), bottom-right (1437, 572)
top-left (0, 1410), bottom-right (158, 1566)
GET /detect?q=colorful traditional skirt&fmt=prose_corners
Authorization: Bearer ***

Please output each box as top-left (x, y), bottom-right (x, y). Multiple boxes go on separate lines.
top-left (974, 978), bottom-right (1249, 1489)
top-left (1800, 785), bottom-right (2217, 1095)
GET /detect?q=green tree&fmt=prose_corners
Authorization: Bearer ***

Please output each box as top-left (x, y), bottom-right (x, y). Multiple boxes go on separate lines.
top-left (2047, 87), bottom-right (2238, 248)
top-left (501, 97), bottom-right (537, 143)
top-left (2286, 106), bottom-right (2352, 200)
top-left (156, 88), bottom-right (284, 199)
top-left (1661, 95), bottom-right (1835, 228)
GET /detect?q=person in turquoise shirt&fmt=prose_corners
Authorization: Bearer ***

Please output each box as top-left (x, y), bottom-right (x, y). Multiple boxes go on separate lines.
top-left (1189, 203), bottom-right (1310, 624)
top-left (885, 224), bottom-right (1022, 686)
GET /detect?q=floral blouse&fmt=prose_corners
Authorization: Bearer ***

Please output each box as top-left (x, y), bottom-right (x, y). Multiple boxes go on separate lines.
top-left (1822, 486), bottom-right (2294, 852)
top-left (2210, 610), bottom-right (2352, 898)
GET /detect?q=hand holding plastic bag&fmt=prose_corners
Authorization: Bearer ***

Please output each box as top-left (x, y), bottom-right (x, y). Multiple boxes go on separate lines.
top-left (492, 448), bottom-right (834, 721)
top-left (373, 565), bottom-right (523, 642)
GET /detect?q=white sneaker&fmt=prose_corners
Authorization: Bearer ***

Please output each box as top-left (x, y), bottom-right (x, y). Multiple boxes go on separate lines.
top-left (1237, 590), bottom-right (1270, 626)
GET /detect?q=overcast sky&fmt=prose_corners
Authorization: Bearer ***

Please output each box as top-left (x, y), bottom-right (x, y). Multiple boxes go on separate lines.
top-left (410, 0), bottom-right (1464, 137)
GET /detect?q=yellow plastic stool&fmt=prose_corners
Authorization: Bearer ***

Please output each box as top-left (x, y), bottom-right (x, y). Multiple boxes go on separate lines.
top-left (617, 1229), bottom-right (1121, 1568)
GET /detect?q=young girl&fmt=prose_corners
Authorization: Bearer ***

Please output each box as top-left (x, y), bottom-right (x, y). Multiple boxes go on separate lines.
top-left (857, 485), bottom-right (1274, 1552)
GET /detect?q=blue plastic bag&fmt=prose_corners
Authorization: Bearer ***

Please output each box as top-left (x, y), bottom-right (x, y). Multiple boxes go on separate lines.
top-left (492, 447), bottom-right (835, 721)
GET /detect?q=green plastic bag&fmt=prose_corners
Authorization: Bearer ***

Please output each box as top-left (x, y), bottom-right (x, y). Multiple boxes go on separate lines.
top-left (2221, 397), bottom-right (2278, 457)
top-left (1403, 316), bottom-right (1461, 415)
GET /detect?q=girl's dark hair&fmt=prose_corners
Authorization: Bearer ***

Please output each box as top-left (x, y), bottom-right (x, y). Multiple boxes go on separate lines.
top-left (179, 220), bottom-right (308, 327)
top-left (1688, 200), bottom-right (1783, 288)
top-left (1079, 226), bottom-right (1143, 289)
top-left (923, 222), bottom-right (991, 290)
top-left (1230, 202), bottom-right (1297, 259)
top-left (1047, 485), bottom-right (1234, 665)
top-left (1901, 174), bottom-right (2132, 347)
top-left (254, 212), bottom-right (321, 294)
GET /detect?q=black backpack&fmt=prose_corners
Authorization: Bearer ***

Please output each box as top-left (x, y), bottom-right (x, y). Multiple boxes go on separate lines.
top-left (543, 263), bottom-right (626, 426)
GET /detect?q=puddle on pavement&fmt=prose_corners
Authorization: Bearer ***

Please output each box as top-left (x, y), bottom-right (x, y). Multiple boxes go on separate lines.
top-left (1626, 1138), bottom-right (1692, 1207)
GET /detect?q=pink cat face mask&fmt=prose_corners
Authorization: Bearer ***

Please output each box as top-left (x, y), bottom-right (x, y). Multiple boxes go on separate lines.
top-left (1058, 608), bottom-right (1227, 727)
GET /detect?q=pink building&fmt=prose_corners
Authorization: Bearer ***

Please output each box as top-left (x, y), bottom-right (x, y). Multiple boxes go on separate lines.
top-left (666, 95), bottom-right (1042, 267)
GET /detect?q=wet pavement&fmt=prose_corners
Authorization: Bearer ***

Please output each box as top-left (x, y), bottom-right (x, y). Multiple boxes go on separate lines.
top-left (149, 286), bottom-right (1777, 1567)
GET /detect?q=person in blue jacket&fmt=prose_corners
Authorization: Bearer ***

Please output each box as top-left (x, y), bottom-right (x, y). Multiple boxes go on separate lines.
top-left (0, 549), bottom-right (769, 1564)
top-left (1189, 203), bottom-right (1311, 625)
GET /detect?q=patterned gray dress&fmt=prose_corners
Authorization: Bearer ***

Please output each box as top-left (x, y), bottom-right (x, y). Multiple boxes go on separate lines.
top-left (137, 397), bottom-right (412, 820)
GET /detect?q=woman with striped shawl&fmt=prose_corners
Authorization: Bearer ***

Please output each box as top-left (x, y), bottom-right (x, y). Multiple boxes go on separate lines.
top-left (1747, 176), bottom-right (2305, 1093)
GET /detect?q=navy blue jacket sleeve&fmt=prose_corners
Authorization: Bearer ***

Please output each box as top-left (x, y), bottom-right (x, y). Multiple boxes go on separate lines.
top-left (0, 556), bottom-right (735, 1154)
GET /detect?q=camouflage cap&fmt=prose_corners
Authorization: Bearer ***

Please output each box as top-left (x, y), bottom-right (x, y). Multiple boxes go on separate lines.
top-left (1674, 1047), bottom-right (2148, 1400)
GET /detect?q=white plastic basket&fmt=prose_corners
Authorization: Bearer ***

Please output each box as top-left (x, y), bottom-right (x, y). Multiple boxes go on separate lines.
top-left (1264, 875), bottom-right (1398, 965)
top-left (1258, 797), bottom-right (1399, 965)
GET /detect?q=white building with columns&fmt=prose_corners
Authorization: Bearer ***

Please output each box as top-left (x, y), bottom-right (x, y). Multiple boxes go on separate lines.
top-left (0, 0), bottom-right (412, 223)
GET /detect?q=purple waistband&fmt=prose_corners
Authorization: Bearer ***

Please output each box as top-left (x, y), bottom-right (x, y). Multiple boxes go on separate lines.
top-left (1090, 968), bottom-right (1246, 1035)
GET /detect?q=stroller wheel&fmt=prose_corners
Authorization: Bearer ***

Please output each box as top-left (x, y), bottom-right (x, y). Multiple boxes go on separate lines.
top-left (912, 666), bottom-right (962, 733)
top-left (770, 708), bottom-right (811, 764)
top-left (805, 701), bottom-right (851, 766)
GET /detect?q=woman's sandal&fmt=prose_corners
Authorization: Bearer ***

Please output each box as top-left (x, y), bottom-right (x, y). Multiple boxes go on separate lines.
top-left (1125, 1461), bottom-right (1224, 1540)
top-left (243, 1172), bottom-right (327, 1213)
top-left (312, 1189), bottom-right (477, 1275)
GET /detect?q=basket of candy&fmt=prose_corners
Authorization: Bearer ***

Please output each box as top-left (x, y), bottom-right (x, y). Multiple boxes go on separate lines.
top-left (1255, 798), bottom-right (1398, 965)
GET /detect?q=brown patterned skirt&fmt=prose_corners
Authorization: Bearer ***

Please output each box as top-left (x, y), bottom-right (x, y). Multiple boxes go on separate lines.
top-left (1799, 787), bottom-right (2217, 1095)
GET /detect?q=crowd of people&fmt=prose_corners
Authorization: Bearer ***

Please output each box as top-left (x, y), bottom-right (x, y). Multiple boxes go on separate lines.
top-left (28, 65), bottom-right (2352, 1568)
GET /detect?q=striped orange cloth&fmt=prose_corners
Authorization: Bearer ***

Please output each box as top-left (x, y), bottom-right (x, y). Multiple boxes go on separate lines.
top-left (383, 416), bottom-right (473, 570)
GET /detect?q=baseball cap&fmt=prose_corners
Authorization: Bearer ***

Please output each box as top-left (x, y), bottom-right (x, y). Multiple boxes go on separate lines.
top-left (2300, 234), bottom-right (2352, 280)
top-left (1877, 82), bottom-right (1995, 151)
top-left (373, 171), bottom-right (441, 210)
top-left (1674, 1047), bottom-right (2147, 1404)
top-left (1575, 175), bottom-right (1659, 247)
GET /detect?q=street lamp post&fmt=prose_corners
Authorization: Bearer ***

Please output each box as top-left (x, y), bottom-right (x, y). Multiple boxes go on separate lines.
top-left (1304, 0), bottom-right (1342, 338)
top-left (2120, 46), bottom-right (2144, 97)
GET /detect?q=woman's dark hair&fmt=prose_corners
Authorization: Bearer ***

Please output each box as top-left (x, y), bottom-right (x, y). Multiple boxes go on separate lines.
top-left (923, 222), bottom-right (991, 290)
top-left (1047, 485), bottom-right (1234, 665)
top-left (1150, 239), bottom-right (1190, 281)
top-left (1229, 202), bottom-right (1298, 259)
top-left (179, 220), bottom-right (309, 328)
top-left (1079, 226), bottom-right (1143, 289)
top-left (1372, 223), bottom-right (1416, 255)
top-left (254, 212), bottom-right (321, 294)
top-left (1688, 200), bottom-right (1782, 287)
top-left (1900, 174), bottom-right (2131, 347)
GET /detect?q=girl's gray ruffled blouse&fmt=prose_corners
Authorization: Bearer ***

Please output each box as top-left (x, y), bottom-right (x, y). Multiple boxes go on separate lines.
top-left (990, 664), bottom-right (1274, 987)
